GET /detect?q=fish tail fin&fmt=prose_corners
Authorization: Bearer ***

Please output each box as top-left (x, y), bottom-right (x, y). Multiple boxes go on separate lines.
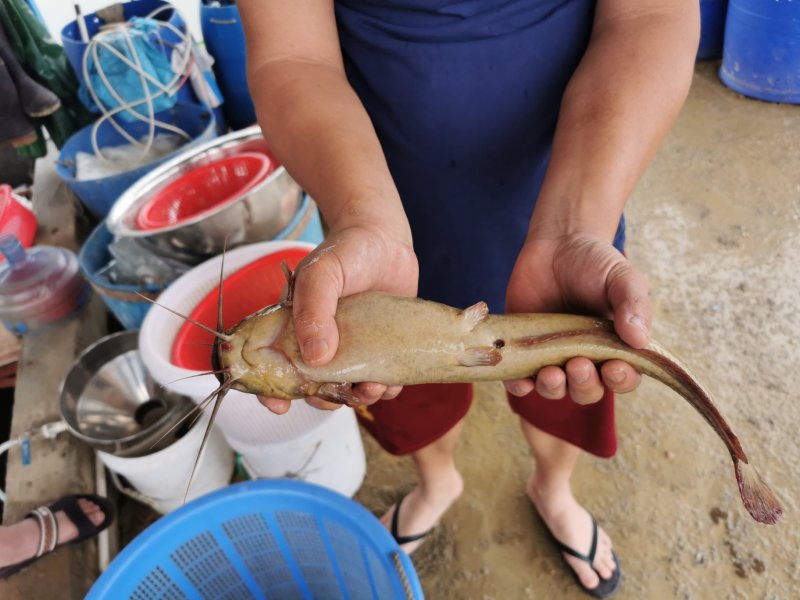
top-left (735, 459), bottom-right (783, 525)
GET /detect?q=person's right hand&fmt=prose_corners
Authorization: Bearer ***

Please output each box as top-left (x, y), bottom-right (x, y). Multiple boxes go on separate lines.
top-left (257, 224), bottom-right (418, 414)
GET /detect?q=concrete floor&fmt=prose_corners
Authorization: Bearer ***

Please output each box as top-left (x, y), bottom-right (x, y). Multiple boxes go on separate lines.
top-left (354, 61), bottom-right (800, 599)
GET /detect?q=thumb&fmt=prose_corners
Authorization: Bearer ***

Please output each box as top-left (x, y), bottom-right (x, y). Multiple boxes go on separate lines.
top-left (606, 260), bottom-right (651, 349)
top-left (290, 261), bottom-right (342, 365)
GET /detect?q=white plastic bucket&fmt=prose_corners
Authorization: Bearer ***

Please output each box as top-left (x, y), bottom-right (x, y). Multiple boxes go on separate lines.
top-left (138, 241), bottom-right (367, 498)
top-left (98, 412), bottom-right (235, 514)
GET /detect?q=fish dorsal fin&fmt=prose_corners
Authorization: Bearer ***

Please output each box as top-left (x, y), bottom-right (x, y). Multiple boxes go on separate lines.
top-left (460, 301), bottom-right (489, 332)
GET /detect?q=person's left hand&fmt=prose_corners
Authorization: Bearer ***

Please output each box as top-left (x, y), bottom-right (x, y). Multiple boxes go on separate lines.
top-left (504, 233), bottom-right (651, 403)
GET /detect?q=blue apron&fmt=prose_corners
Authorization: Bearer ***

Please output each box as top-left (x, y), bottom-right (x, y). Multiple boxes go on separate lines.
top-left (335, 0), bottom-right (624, 313)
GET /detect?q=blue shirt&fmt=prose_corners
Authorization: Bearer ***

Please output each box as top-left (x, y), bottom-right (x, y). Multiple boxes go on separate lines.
top-left (335, 0), bottom-right (624, 312)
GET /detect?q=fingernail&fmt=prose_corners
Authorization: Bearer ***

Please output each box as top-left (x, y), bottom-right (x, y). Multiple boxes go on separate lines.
top-left (302, 338), bottom-right (329, 363)
top-left (628, 314), bottom-right (648, 333)
top-left (507, 382), bottom-right (528, 397)
top-left (605, 368), bottom-right (625, 384)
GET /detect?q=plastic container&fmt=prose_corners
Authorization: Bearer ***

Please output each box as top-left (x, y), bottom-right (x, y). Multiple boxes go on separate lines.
top-left (56, 102), bottom-right (217, 219)
top-left (61, 0), bottom-right (187, 89)
top-left (697, 0), bottom-right (728, 61)
top-left (97, 411), bottom-right (235, 514)
top-left (135, 152), bottom-right (272, 230)
top-left (0, 185), bottom-right (37, 258)
top-left (139, 242), bottom-right (367, 498)
top-left (78, 221), bottom-right (166, 330)
top-left (86, 480), bottom-right (423, 599)
top-left (0, 234), bottom-right (88, 334)
top-left (200, 3), bottom-right (256, 130)
top-left (719, 0), bottom-right (800, 103)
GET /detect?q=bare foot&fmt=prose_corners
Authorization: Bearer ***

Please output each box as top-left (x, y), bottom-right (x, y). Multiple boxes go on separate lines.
top-left (0, 498), bottom-right (106, 568)
top-left (527, 476), bottom-right (617, 591)
top-left (380, 469), bottom-right (464, 554)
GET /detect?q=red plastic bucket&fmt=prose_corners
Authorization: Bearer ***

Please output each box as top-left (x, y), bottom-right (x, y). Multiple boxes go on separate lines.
top-left (0, 185), bottom-right (37, 262)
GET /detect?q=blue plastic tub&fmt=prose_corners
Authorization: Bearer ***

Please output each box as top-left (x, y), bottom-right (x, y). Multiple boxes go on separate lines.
top-left (62, 0), bottom-right (186, 88)
top-left (697, 0), bottom-right (728, 61)
top-left (78, 221), bottom-right (167, 330)
top-left (87, 480), bottom-right (424, 599)
top-left (719, 0), bottom-right (800, 103)
top-left (200, 3), bottom-right (256, 130)
top-left (61, 0), bottom-right (227, 132)
top-left (56, 102), bottom-right (217, 219)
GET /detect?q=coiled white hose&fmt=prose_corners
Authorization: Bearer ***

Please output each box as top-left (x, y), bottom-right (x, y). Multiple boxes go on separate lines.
top-left (80, 4), bottom-right (201, 166)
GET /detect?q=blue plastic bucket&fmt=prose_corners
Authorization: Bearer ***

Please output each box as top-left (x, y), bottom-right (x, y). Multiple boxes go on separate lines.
top-left (61, 0), bottom-right (227, 132)
top-left (87, 480), bottom-right (424, 599)
top-left (719, 0), bottom-right (800, 103)
top-left (200, 3), bottom-right (256, 130)
top-left (697, 0), bottom-right (728, 61)
top-left (62, 0), bottom-right (186, 88)
top-left (78, 221), bottom-right (166, 330)
top-left (56, 102), bottom-right (217, 219)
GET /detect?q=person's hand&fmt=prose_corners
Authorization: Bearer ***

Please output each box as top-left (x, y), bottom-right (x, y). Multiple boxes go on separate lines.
top-left (258, 224), bottom-right (418, 414)
top-left (504, 233), bottom-right (651, 404)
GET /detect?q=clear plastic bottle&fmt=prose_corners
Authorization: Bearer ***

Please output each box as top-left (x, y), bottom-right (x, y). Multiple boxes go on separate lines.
top-left (0, 234), bottom-right (88, 334)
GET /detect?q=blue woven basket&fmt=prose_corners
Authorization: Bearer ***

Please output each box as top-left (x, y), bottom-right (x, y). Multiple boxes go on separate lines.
top-left (88, 480), bottom-right (424, 599)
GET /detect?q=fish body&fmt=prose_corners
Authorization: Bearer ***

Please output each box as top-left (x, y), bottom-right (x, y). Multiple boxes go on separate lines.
top-left (214, 291), bottom-right (781, 525)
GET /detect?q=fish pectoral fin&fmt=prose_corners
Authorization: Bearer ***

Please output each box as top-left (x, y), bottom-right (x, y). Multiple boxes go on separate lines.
top-left (316, 382), bottom-right (358, 405)
top-left (459, 301), bottom-right (489, 331)
top-left (458, 346), bottom-right (502, 367)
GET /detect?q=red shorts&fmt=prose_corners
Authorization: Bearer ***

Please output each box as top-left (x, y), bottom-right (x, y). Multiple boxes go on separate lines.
top-left (355, 383), bottom-right (617, 458)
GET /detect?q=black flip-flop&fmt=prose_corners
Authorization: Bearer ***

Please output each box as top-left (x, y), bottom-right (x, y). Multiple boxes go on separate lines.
top-left (390, 494), bottom-right (434, 548)
top-left (0, 493), bottom-right (115, 580)
top-left (539, 512), bottom-right (622, 599)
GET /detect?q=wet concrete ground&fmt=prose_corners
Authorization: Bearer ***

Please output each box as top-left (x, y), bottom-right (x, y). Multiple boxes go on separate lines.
top-left (354, 62), bottom-right (799, 599)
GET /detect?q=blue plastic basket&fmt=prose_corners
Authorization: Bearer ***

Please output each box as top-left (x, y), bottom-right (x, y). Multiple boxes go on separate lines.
top-left (87, 480), bottom-right (424, 599)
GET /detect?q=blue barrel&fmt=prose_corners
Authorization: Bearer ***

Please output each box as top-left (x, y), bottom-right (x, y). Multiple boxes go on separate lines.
top-left (86, 480), bottom-right (423, 599)
top-left (56, 102), bottom-right (217, 219)
top-left (79, 221), bottom-right (167, 330)
top-left (697, 0), bottom-right (728, 61)
top-left (720, 0), bottom-right (800, 103)
top-left (200, 3), bottom-right (256, 130)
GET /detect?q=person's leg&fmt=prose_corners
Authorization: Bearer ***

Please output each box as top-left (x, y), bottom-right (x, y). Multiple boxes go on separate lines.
top-left (380, 418), bottom-right (465, 554)
top-left (0, 498), bottom-right (106, 569)
top-left (521, 421), bottom-right (617, 590)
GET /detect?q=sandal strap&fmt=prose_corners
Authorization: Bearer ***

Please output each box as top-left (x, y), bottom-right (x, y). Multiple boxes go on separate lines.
top-left (49, 494), bottom-right (97, 540)
top-left (27, 506), bottom-right (58, 558)
top-left (390, 496), bottom-right (433, 546)
top-left (553, 516), bottom-right (598, 566)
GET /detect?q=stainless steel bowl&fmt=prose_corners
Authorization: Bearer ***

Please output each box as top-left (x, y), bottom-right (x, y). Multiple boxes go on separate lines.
top-left (59, 330), bottom-right (197, 457)
top-left (106, 126), bottom-right (304, 260)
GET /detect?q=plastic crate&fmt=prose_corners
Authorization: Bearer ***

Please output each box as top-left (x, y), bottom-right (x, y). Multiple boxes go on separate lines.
top-left (88, 480), bottom-right (424, 599)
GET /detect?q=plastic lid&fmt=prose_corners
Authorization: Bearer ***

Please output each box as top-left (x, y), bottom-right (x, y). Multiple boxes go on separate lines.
top-left (0, 234), bottom-right (84, 323)
top-left (135, 152), bottom-right (272, 230)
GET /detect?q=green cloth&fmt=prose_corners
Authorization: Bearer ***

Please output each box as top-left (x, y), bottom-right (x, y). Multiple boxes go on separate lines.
top-left (0, 0), bottom-right (93, 154)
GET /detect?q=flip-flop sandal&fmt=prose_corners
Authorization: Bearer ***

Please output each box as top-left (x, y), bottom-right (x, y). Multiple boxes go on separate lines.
top-left (0, 493), bottom-right (115, 580)
top-left (539, 512), bottom-right (622, 599)
top-left (390, 494), bottom-right (434, 548)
